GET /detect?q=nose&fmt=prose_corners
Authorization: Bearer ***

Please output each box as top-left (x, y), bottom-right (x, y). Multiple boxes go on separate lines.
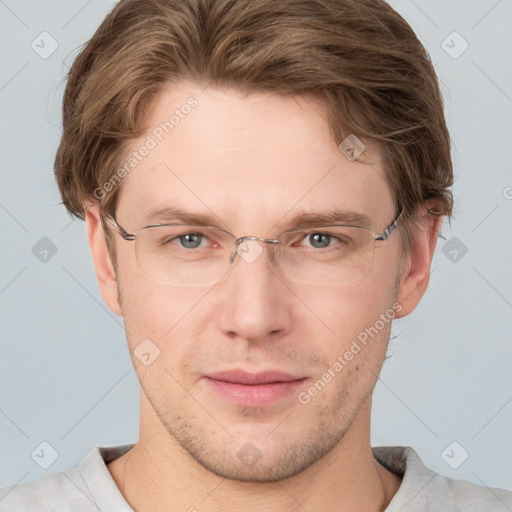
top-left (217, 238), bottom-right (293, 343)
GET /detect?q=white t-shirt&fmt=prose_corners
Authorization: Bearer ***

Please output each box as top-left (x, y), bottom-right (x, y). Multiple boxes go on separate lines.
top-left (1, 444), bottom-right (511, 511)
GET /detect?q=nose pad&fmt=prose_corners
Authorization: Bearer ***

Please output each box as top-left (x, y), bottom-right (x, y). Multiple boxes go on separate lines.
top-left (230, 237), bottom-right (279, 266)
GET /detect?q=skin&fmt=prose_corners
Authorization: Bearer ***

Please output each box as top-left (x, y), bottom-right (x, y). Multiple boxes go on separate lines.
top-left (85, 83), bottom-right (441, 511)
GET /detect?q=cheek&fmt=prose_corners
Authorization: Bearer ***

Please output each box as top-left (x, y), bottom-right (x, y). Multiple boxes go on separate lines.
top-left (115, 244), bottom-right (195, 333)
top-left (296, 275), bottom-right (396, 341)
top-left (116, 261), bottom-right (211, 365)
top-left (313, 287), bottom-right (394, 373)
top-left (291, 270), bottom-right (399, 388)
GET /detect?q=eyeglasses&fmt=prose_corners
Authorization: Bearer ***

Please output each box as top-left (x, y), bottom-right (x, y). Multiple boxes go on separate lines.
top-left (102, 209), bottom-right (404, 286)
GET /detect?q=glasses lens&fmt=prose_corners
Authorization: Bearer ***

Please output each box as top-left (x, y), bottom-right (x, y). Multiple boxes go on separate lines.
top-left (278, 225), bottom-right (375, 284)
top-left (134, 224), bottom-right (376, 285)
top-left (135, 225), bottom-right (234, 286)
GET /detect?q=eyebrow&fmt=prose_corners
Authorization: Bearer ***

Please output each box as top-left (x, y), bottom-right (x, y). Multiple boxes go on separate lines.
top-left (141, 206), bottom-right (374, 230)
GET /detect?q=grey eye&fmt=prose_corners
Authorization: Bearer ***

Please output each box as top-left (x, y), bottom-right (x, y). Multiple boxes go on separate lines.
top-left (178, 233), bottom-right (203, 249)
top-left (307, 233), bottom-right (332, 249)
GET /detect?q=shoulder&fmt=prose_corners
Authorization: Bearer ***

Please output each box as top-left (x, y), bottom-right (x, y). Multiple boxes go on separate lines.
top-left (0, 467), bottom-right (94, 511)
top-left (434, 473), bottom-right (512, 510)
top-left (0, 444), bottom-right (133, 512)
top-left (373, 445), bottom-right (512, 512)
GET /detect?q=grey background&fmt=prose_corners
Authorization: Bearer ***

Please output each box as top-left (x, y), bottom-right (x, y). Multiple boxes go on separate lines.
top-left (0, 0), bottom-right (511, 496)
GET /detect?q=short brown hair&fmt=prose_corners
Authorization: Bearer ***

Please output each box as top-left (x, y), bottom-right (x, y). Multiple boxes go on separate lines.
top-left (55, 0), bottom-right (453, 257)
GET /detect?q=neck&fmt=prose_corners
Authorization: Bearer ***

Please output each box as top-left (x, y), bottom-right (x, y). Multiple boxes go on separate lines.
top-left (108, 393), bottom-right (402, 512)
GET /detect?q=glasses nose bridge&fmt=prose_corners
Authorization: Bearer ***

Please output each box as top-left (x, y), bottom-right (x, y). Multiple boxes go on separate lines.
top-left (229, 235), bottom-right (280, 264)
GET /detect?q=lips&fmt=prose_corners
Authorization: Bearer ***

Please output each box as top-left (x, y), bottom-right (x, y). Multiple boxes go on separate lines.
top-left (205, 369), bottom-right (304, 385)
top-left (203, 369), bottom-right (307, 407)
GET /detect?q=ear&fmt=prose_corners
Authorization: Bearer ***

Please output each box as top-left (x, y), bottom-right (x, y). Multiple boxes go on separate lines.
top-left (394, 201), bottom-right (443, 318)
top-left (84, 202), bottom-right (123, 316)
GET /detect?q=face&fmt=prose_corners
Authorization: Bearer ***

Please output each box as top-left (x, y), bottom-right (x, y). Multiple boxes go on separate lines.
top-left (102, 84), bottom-right (409, 482)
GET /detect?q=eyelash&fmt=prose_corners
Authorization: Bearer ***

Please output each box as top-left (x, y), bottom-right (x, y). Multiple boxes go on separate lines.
top-left (165, 230), bottom-right (346, 250)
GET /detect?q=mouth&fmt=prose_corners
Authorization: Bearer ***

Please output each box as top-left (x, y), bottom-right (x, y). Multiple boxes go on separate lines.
top-left (203, 369), bottom-right (307, 407)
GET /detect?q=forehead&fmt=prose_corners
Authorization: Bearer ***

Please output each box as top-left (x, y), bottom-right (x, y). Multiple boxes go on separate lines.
top-left (116, 84), bottom-right (394, 230)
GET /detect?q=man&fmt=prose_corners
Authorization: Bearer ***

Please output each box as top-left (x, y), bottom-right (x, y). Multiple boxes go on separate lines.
top-left (1, 0), bottom-right (511, 510)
